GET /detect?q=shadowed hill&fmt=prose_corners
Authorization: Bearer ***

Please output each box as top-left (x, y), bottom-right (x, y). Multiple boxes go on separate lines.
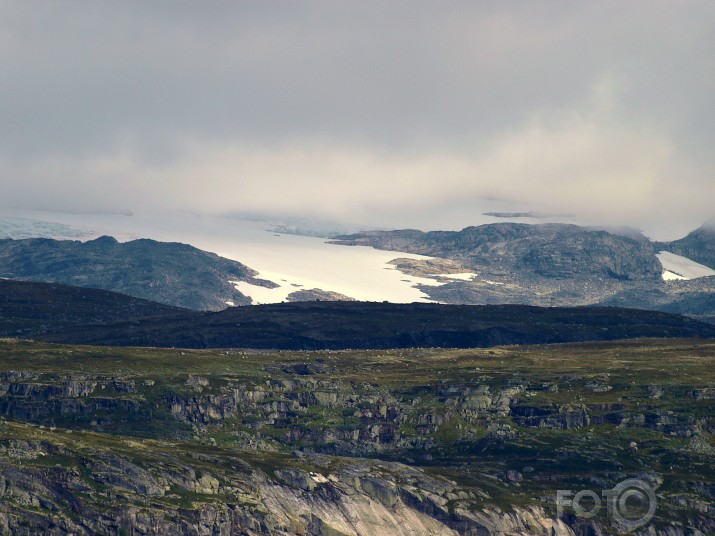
top-left (0, 279), bottom-right (186, 338)
top-left (55, 301), bottom-right (715, 349)
top-left (1, 280), bottom-right (713, 349)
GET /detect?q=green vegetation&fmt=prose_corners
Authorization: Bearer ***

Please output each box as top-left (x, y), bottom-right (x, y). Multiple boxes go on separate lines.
top-left (0, 338), bottom-right (712, 533)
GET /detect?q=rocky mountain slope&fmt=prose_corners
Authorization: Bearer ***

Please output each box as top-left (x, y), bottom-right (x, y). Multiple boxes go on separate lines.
top-left (0, 236), bottom-right (276, 310)
top-left (658, 224), bottom-right (715, 269)
top-left (0, 338), bottom-right (711, 534)
top-left (333, 223), bottom-right (663, 280)
top-left (332, 223), bottom-right (715, 315)
top-left (2, 280), bottom-right (714, 349)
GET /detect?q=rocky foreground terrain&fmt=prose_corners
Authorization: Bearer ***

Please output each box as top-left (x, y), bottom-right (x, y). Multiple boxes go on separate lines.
top-left (0, 338), bottom-right (712, 534)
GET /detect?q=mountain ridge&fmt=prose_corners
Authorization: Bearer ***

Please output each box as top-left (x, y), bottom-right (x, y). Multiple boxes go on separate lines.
top-left (658, 224), bottom-right (715, 268)
top-left (1, 279), bottom-right (713, 350)
top-left (331, 222), bottom-right (715, 314)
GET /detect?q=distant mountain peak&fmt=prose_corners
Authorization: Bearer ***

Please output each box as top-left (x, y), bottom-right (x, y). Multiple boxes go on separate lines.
top-left (90, 235), bottom-right (120, 245)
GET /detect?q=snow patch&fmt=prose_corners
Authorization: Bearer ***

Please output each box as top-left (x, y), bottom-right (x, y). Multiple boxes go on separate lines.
top-left (656, 251), bottom-right (715, 281)
top-left (309, 472), bottom-right (329, 484)
top-left (662, 271), bottom-right (688, 281)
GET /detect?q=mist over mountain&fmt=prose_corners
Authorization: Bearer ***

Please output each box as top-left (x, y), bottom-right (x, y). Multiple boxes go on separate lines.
top-left (2, 3), bottom-right (714, 238)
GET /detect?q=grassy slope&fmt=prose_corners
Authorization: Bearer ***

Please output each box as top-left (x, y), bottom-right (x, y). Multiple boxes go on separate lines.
top-left (0, 338), bottom-right (713, 530)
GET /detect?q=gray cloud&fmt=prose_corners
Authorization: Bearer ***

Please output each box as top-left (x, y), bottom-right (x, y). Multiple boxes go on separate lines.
top-left (1, 1), bottom-right (713, 239)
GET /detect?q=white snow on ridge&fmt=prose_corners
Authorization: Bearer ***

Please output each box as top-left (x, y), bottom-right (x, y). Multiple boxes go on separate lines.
top-left (656, 251), bottom-right (715, 281)
top-left (22, 209), bottom-right (715, 304)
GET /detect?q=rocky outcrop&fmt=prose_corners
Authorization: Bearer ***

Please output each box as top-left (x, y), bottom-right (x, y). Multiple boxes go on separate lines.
top-left (0, 427), bottom-right (708, 535)
top-left (0, 339), bottom-right (713, 534)
top-left (331, 222), bottom-right (715, 316)
top-left (332, 223), bottom-right (662, 281)
top-left (659, 224), bottom-right (715, 269)
top-left (287, 289), bottom-right (357, 302)
top-left (0, 425), bottom-right (623, 536)
top-left (0, 368), bottom-right (711, 456)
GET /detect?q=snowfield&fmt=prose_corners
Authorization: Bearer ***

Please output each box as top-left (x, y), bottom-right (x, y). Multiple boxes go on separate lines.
top-left (0, 210), bottom-right (444, 304)
top-left (656, 251), bottom-right (715, 281)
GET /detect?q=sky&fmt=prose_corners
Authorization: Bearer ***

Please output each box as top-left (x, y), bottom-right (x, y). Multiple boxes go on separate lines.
top-left (1, 1), bottom-right (713, 239)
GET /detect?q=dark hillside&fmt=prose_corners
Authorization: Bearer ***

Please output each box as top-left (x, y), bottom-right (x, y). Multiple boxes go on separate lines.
top-left (0, 236), bottom-right (274, 310)
top-left (2, 280), bottom-right (713, 349)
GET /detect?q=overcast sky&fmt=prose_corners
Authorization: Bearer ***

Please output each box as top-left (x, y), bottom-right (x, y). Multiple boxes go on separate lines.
top-left (1, 1), bottom-right (713, 238)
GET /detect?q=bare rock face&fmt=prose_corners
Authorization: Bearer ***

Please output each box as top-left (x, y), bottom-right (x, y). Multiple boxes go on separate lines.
top-left (332, 222), bottom-right (715, 315)
top-left (0, 439), bottom-right (702, 536)
top-left (0, 442), bottom-right (581, 536)
top-left (0, 340), bottom-right (713, 534)
top-left (333, 223), bottom-right (662, 281)
top-left (660, 224), bottom-right (715, 269)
